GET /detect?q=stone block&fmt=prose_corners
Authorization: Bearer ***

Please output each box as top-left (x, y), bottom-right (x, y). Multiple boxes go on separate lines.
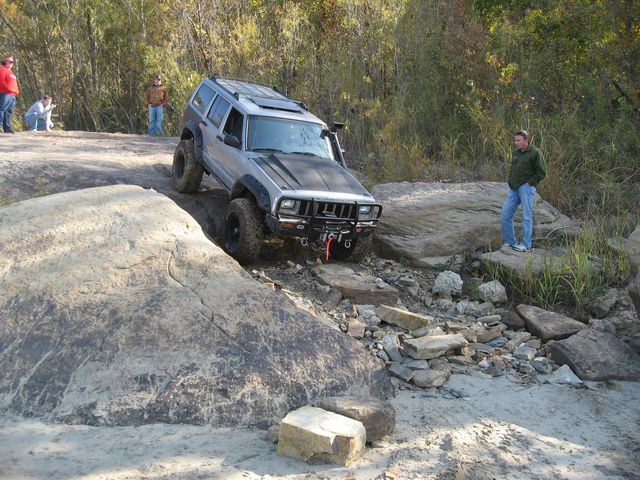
top-left (376, 304), bottom-right (434, 331)
top-left (317, 397), bottom-right (396, 442)
top-left (403, 334), bottom-right (468, 360)
top-left (277, 406), bottom-right (366, 466)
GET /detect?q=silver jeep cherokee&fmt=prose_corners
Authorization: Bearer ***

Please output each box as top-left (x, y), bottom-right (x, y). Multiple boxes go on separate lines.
top-left (173, 77), bottom-right (382, 264)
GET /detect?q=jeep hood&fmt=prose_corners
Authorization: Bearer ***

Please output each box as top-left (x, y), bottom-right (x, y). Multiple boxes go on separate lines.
top-left (254, 153), bottom-right (371, 196)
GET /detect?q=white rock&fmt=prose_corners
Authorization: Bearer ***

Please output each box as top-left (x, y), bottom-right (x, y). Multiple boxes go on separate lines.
top-left (432, 271), bottom-right (463, 296)
top-left (550, 365), bottom-right (583, 385)
top-left (478, 280), bottom-right (508, 303)
top-left (277, 406), bottom-right (366, 466)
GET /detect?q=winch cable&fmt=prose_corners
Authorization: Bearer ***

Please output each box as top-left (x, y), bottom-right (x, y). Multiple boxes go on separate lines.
top-left (326, 236), bottom-right (333, 261)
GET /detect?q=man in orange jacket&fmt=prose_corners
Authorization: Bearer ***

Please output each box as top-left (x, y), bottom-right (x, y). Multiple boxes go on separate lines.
top-left (146, 74), bottom-right (168, 135)
top-left (0, 55), bottom-right (20, 133)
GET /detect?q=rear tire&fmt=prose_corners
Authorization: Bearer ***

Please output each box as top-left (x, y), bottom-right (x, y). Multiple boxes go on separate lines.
top-left (329, 235), bottom-right (373, 262)
top-left (223, 198), bottom-right (264, 264)
top-left (173, 139), bottom-right (204, 193)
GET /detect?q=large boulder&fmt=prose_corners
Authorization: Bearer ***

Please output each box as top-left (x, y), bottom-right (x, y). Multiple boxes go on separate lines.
top-left (548, 329), bottom-right (640, 381)
top-left (371, 182), bottom-right (573, 264)
top-left (0, 185), bottom-right (392, 427)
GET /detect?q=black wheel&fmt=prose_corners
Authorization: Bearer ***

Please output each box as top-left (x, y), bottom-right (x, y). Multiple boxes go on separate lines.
top-left (173, 139), bottom-right (204, 193)
top-left (223, 198), bottom-right (264, 264)
top-left (329, 235), bottom-right (373, 262)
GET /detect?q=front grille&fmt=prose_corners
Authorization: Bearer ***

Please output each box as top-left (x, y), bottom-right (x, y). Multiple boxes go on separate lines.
top-left (297, 200), bottom-right (356, 220)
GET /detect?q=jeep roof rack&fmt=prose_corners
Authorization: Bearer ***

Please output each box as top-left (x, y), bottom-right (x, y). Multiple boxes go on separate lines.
top-left (210, 76), bottom-right (308, 113)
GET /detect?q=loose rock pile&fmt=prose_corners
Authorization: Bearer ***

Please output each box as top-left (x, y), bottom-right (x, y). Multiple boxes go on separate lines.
top-left (252, 250), bottom-right (640, 393)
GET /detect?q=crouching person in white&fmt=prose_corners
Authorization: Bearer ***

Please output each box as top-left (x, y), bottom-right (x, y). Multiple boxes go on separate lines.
top-left (24, 95), bottom-right (55, 131)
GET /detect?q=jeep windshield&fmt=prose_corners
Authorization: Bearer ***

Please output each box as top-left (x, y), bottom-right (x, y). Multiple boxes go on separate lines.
top-left (247, 116), bottom-right (334, 160)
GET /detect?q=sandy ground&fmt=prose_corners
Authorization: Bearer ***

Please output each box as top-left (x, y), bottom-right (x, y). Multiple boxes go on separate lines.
top-left (2, 132), bottom-right (640, 479)
top-left (2, 374), bottom-right (639, 480)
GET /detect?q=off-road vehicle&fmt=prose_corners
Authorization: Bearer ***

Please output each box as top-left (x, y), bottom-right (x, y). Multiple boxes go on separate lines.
top-left (173, 77), bottom-right (382, 264)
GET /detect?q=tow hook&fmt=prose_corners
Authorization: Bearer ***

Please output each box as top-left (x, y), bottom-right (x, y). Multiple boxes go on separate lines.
top-left (344, 239), bottom-right (352, 249)
top-left (300, 237), bottom-right (308, 247)
top-left (325, 233), bottom-right (336, 261)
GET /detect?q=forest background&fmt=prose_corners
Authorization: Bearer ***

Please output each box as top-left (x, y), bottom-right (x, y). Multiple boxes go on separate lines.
top-left (1, 0), bottom-right (638, 225)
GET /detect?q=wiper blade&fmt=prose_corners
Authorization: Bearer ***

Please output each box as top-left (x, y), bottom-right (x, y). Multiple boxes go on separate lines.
top-left (252, 147), bottom-right (284, 153)
top-left (286, 151), bottom-right (321, 157)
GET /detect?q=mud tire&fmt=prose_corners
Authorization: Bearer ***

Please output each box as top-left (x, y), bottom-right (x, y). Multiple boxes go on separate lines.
top-left (223, 198), bottom-right (264, 264)
top-left (173, 139), bottom-right (204, 193)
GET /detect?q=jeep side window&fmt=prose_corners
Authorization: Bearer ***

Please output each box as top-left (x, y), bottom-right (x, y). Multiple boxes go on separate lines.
top-left (223, 108), bottom-right (244, 143)
top-left (192, 84), bottom-right (215, 114)
top-left (207, 96), bottom-right (231, 128)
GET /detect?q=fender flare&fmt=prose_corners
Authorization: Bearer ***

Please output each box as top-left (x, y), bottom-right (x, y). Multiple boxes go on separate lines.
top-left (232, 175), bottom-right (271, 212)
top-left (182, 121), bottom-right (204, 164)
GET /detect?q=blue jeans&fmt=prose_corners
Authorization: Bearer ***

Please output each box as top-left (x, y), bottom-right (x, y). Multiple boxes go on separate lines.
top-left (501, 183), bottom-right (536, 249)
top-left (148, 105), bottom-right (164, 135)
top-left (24, 112), bottom-right (51, 131)
top-left (0, 93), bottom-right (16, 132)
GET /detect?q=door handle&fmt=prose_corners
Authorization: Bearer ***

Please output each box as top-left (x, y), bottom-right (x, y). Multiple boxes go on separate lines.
top-left (216, 135), bottom-right (223, 141)
top-left (200, 120), bottom-right (209, 127)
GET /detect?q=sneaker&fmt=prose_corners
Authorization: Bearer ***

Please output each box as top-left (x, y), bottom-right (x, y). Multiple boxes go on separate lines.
top-left (511, 243), bottom-right (531, 253)
top-left (4, 129), bottom-right (15, 134)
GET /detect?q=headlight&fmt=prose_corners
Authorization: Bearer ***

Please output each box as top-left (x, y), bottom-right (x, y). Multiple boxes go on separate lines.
top-left (280, 199), bottom-right (297, 211)
top-left (358, 205), bottom-right (373, 216)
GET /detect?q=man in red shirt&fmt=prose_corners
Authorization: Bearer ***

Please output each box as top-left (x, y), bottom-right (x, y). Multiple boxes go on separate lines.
top-left (0, 55), bottom-right (20, 133)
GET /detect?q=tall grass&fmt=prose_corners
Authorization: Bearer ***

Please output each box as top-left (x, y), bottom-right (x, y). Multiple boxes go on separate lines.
top-left (484, 218), bottom-right (631, 319)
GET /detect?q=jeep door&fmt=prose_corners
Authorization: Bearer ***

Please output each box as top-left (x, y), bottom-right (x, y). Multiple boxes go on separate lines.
top-left (201, 95), bottom-right (235, 188)
top-left (204, 101), bottom-right (246, 184)
top-left (216, 107), bottom-right (246, 180)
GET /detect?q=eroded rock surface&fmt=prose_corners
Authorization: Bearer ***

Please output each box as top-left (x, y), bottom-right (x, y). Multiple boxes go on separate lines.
top-left (0, 185), bottom-right (392, 427)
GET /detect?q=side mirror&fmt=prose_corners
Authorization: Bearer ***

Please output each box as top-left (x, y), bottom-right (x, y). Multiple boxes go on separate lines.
top-left (330, 122), bottom-right (344, 133)
top-left (223, 134), bottom-right (241, 149)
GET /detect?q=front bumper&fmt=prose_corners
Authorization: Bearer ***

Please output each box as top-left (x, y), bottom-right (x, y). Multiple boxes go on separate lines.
top-left (266, 214), bottom-right (378, 240)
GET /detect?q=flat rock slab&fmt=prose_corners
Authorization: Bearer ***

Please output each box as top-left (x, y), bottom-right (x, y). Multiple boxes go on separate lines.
top-left (480, 245), bottom-right (564, 277)
top-left (548, 329), bottom-right (640, 381)
top-left (317, 274), bottom-right (399, 305)
top-left (516, 304), bottom-right (587, 342)
top-left (376, 304), bottom-right (433, 331)
top-left (277, 406), bottom-right (366, 466)
top-left (311, 263), bottom-right (355, 276)
top-left (403, 334), bottom-right (468, 360)
top-left (317, 397), bottom-right (395, 442)
top-left (372, 182), bottom-right (574, 264)
top-left (0, 185), bottom-right (392, 427)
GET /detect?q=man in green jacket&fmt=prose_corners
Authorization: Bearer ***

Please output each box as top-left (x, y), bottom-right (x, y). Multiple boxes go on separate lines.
top-left (501, 130), bottom-right (547, 252)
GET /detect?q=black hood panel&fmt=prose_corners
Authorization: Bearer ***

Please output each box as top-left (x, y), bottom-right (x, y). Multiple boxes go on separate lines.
top-left (254, 153), bottom-right (370, 196)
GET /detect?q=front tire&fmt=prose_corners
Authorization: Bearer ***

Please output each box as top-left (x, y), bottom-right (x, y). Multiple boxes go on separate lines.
top-left (173, 139), bottom-right (204, 193)
top-left (223, 198), bottom-right (264, 264)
